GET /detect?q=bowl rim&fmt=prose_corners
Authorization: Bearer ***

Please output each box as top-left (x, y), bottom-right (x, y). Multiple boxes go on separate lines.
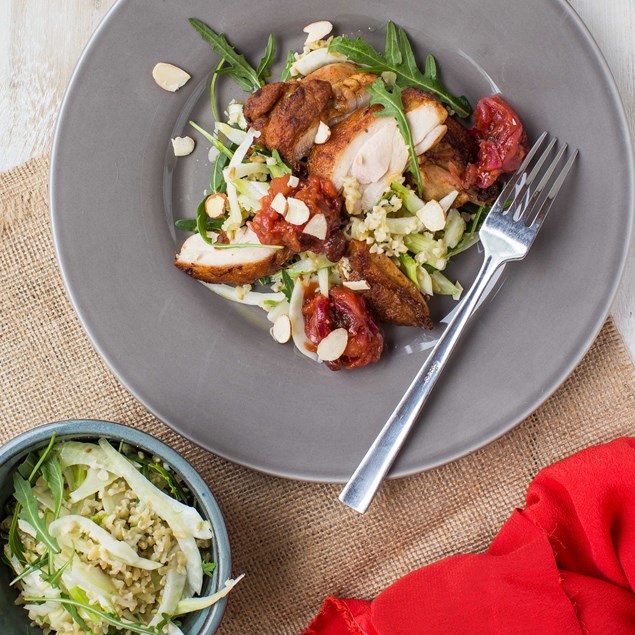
top-left (0, 419), bottom-right (231, 635)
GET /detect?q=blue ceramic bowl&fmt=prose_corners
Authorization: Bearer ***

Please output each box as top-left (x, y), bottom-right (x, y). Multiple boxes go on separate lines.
top-left (0, 420), bottom-right (231, 634)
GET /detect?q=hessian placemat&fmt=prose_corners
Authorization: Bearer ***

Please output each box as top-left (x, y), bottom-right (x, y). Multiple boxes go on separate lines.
top-left (1, 155), bottom-right (635, 634)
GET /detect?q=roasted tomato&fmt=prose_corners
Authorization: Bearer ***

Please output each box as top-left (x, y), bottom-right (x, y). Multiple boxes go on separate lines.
top-left (464, 96), bottom-right (529, 190)
top-left (303, 286), bottom-right (383, 371)
top-left (251, 174), bottom-right (346, 262)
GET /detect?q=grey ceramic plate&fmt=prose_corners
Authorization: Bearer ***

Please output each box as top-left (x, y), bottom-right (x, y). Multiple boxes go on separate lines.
top-left (51, 0), bottom-right (633, 482)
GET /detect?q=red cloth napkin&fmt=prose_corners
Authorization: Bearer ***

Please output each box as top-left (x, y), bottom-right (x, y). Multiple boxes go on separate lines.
top-left (303, 438), bottom-right (635, 634)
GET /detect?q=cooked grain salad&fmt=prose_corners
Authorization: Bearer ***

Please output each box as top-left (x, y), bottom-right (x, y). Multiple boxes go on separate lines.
top-left (1, 435), bottom-right (242, 635)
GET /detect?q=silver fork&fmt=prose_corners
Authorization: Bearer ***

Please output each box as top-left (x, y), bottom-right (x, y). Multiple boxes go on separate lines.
top-left (339, 133), bottom-right (578, 513)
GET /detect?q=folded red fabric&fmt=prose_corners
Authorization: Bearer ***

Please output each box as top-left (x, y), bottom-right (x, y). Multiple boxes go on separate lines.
top-left (303, 437), bottom-right (635, 634)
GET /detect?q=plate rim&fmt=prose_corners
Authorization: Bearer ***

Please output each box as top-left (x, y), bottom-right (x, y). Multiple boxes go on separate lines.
top-left (50, 0), bottom-right (635, 483)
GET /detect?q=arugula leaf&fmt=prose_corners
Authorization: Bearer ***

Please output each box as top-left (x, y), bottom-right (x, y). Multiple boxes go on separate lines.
top-left (8, 507), bottom-right (26, 563)
top-left (195, 197), bottom-right (215, 246)
top-left (384, 21), bottom-right (401, 67)
top-left (23, 596), bottom-right (154, 635)
top-left (41, 452), bottom-right (64, 520)
top-left (211, 150), bottom-right (229, 194)
top-left (329, 23), bottom-right (472, 117)
top-left (189, 121), bottom-right (233, 160)
top-left (281, 270), bottom-right (294, 302)
top-left (17, 453), bottom-right (38, 480)
top-left (256, 34), bottom-right (277, 84)
top-left (13, 473), bottom-right (60, 554)
top-left (41, 552), bottom-right (73, 586)
top-left (174, 218), bottom-right (224, 234)
top-left (280, 50), bottom-right (296, 81)
top-left (366, 79), bottom-right (424, 197)
top-left (210, 58), bottom-right (225, 121)
top-left (189, 18), bottom-right (262, 92)
top-left (9, 554), bottom-right (46, 586)
top-left (202, 560), bottom-right (217, 577)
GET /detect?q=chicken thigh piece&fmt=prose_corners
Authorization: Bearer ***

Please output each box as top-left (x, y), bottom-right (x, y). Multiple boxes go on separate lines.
top-left (243, 79), bottom-right (333, 165)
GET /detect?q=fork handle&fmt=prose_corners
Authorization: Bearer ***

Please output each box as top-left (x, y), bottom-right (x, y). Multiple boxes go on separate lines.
top-left (339, 253), bottom-right (504, 513)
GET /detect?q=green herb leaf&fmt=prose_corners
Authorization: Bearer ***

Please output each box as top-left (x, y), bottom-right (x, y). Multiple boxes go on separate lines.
top-left (175, 218), bottom-right (224, 234)
top-left (9, 554), bottom-right (46, 586)
top-left (280, 50), bottom-right (296, 82)
top-left (202, 560), bottom-right (217, 577)
top-left (329, 24), bottom-right (472, 117)
top-left (23, 596), bottom-right (154, 635)
top-left (41, 452), bottom-right (64, 520)
top-left (8, 507), bottom-right (26, 564)
top-left (210, 58), bottom-right (225, 121)
top-left (189, 121), bottom-right (233, 160)
top-left (25, 433), bottom-right (57, 483)
top-left (189, 18), bottom-right (262, 92)
top-left (384, 21), bottom-right (401, 67)
top-left (211, 150), bottom-right (229, 194)
top-left (256, 34), bottom-right (277, 84)
top-left (41, 552), bottom-right (74, 586)
top-left (13, 473), bottom-right (60, 554)
top-left (196, 197), bottom-right (215, 246)
top-left (366, 79), bottom-right (424, 197)
top-left (17, 453), bottom-right (38, 481)
top-left (281, 270), bottom-right (294, 302)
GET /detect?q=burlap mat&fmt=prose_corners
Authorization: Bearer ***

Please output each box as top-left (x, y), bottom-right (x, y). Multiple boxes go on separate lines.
top-left (2, 155), bottom-right (635, 634)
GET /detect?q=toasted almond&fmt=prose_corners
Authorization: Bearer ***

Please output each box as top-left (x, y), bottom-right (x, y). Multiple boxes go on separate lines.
top-left (303, 20), bottom-right (333, 44)
top-left (271, 314), bottom-right (292, 343)
top-left (438, 190), bottom-right (459, 212)
top-left (417, 200), bottom-right (447, 232)
top-left (171, 136), bottom-right (195, 156)
top-left (314, 121), bottom-right (331, 144)
top-left (302, 213), bottom-right (327, 240)
top-left (287, 175), bottom-right (300, 188)
top-left (205, 193), bottom-right (227, 218)
top-left (152, 62), bottom-right (191, 92)
top-left (343, 280), bottom-right (371, 291)
top-left (286, 198), bottom-right (311, 225)
top-left (317, 328), bottom-right (348, 361)
top-left (270, 192), bottom-right (288, 215)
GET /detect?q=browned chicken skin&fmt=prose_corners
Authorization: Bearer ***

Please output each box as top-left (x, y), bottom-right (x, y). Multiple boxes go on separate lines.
top-left (419, 116), bottom-right (500, 207)
top-left (340, 240), bottom-right (433, 329)
top-left (305, 62), bottom-right (378, 123)
top-left (244, 79), bottom-right (333, 165)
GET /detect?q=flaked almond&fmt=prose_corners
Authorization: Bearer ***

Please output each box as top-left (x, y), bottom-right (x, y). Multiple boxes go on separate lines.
top-left (205, 193), bottom-right (227, 218)
top-left (152, 62), bottom-right (191, 92)
top-left (343, 280), bottom-right (371, 291)
top-left (314, 121), bottom-right (331, 144)
top-left (271, 314), bottom-right (292, 343)
top-left (286, 198), bottom-right (311, 225)
top-left (302, 213), bottom-right (327, 240)
top-left (417, 200), bottom-right (447, 232)
top-left (287, 175), bottom-right (300, 188)
top-left (317, 328), bottom-right (348, 362)
top-left (171, 136), bottom-right (195, 156)
top-left (303, 20), bottom-right (333, 44)
top-left (270, 192), bottom-right (288, 215)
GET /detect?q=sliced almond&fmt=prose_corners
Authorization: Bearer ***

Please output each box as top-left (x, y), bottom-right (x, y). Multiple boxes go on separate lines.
top-left (302, 213), bottom-right (327, 240)
top-left (314, 121), bottom-right (331, 145)
top-left (287, 175), bottom-right (300, 188)
top-left (303, 20), bottom-right (333, 44)
top-left (286, 198), bottom-right (311, 225)
top-left (171, 136), bottom-right (195, 157)
top-left (438, 190), bottom-right (460, 212)
top-left (270, 193), bottom-right (288, 216)
top-left (152, 62), bottom-right (191, 92)
top-left (317, 328), bottom-right (348, 362)
top-left (271, 314), bottom-right (292, 343)
top-left (204, 193), bottom-right (227, 218)
top-left (343, 280), bottom-right (370, 291)
top-left (417, 200), bottom-right (447, 232)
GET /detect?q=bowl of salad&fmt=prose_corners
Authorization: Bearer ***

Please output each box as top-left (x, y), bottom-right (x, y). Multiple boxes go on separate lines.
top-left (0, 420), bottom-right (239, 635)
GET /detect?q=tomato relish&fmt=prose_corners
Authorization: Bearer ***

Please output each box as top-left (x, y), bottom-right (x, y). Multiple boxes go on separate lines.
top-left (465, 96), bottom-right (529, 190)
top-left (251, 174), bottom-right (346, 262)
top-left (303, 286), bottom-right (383, 371)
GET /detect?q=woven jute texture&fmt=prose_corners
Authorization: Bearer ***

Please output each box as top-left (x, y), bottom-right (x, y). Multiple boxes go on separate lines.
top-left (2, 155), bottom-right (635, 634)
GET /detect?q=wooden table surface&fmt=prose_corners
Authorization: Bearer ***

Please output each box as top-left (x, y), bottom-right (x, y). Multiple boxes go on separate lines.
top-left (2, 0), bottom-right (634, 355)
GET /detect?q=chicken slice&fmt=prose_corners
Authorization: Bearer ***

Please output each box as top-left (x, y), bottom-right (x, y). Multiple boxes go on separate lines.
top-left (244, 79), bottom-right (333, 165)
top-left (340, 240), bottom-right (433, 329)
top-left (175, 226), bottom-right (292, 285)
top-left (309, 88), bottom-right (448, 212)
top-left (419, 116), bottom-right (500, 207)
top-left (305, 62), bottom-right (378, 124)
